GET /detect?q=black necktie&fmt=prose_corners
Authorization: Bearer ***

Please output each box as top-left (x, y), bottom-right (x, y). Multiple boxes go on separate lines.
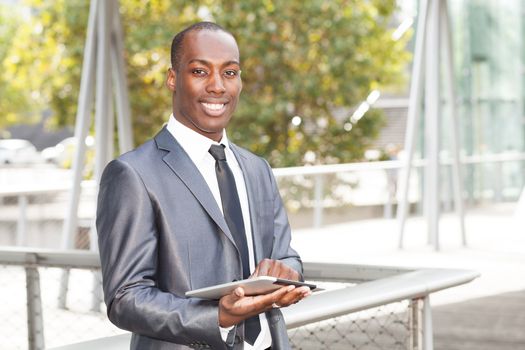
top-left (208, 144), bottom-right (261, 345)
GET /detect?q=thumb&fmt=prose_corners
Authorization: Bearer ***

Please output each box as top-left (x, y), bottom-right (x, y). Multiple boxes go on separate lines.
top-left (234, 287), bottom-right (245, 298)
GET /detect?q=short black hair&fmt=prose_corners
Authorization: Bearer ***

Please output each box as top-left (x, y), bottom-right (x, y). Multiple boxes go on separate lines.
top-left (170, 22), bottom-right (232, 70)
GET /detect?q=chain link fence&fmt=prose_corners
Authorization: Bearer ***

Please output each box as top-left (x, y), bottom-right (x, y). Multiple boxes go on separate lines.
top-left (0, 264), bottom-right (416, 350)
top-left (0, 265), bottom-right (124, 350)
top-left (288, 300), bottom-right (411, 350)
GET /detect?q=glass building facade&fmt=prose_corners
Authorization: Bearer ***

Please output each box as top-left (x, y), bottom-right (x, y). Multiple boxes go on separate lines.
top-left (406, 0), bottom-right (525, 203)
top-left (449, 1), bottom-right (525, 201)
top-left (451, 1), bottom-right (523, 154)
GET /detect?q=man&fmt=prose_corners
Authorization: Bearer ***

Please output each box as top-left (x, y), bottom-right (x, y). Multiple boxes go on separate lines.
top-left (97, 22), bottom-right (310, 350)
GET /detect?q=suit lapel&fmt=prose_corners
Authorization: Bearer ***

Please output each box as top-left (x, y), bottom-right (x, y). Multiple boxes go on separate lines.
top-left (230, 144), bottom-right (264, 263)
top-left (154, 128), bottom-right (235, 245)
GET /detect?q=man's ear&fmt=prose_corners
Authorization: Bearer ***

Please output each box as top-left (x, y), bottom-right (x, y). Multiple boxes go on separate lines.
top-left (166, 68), bottom-right (176, 92)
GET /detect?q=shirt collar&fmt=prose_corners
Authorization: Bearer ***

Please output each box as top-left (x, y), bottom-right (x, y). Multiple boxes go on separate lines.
top-left (166, 114), bottom-right (231, 163)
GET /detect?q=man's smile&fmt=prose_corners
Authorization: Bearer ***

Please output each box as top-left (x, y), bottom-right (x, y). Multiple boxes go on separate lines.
top-left (201, 102), bottom-right (227, 116)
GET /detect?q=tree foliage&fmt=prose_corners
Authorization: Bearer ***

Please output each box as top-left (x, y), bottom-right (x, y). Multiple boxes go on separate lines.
top-left (0, 4), bottom-right (36, 128)
top-left (2, 0), bottom-right (410, 166)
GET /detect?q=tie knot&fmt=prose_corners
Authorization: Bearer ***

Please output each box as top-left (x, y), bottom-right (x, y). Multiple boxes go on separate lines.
top-left (209, 144), bottom-right (226, 161)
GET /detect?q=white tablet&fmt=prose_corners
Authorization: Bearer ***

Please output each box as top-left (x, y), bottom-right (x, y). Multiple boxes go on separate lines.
top-left (185, 276), bottom-right (317, 300)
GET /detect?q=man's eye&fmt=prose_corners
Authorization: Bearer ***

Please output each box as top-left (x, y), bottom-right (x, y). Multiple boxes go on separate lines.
top-left (192, 69), bottom-right (207, 75)
top-left (224, 70), bottom-right (238, 77)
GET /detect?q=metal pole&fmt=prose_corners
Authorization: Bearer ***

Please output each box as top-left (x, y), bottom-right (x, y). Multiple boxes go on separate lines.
top-left (16, 195), bottom-right (28, 246)
top-left (384, 169), bottom-right (394, 219)
top-left (440, 0), bottom-right (467, 246)
top-left (59, 0), bottom-right (99, 309)
top-left (94, 0), bottom-right (112, 179)
top-left (313, 174), bottom-right (324, 228)
top-left (442, 164), bottom-right (453, 212)
top-left (409, 298), bottom-right (424, 350)
top-left (398, 0), bottom-right (430, 248)
top-left (106, 90), bottom-right (115, 165)
top-left (424, 0), bottom-right (441, 251)
top-left (89, 78), bottom-right (113, 254)
top-left (494, 161), bottom-right (503, 202)
top-left (111, 0), bottom-right (134, 153)
top-left (516, 186), bottom-right (525, 221)
top-left (26, 265), bottom-right (45, 350)
top-left (423, 296), bottom-right (434, 350)
top-left (61, 0), bottom-right (99, 251)
top-left (88, 0), bottom-right (114, 311)
top-left (91, 270), bottom-right (104, 312)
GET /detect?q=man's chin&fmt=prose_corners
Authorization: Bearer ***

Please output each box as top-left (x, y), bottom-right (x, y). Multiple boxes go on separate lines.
top-left (192, 122), bottom-right (226, 140)
top-left (195, 117), bottom-right (231, 134)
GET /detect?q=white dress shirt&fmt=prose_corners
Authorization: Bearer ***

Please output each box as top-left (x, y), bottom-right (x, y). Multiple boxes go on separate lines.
top-left (166, 115), bottom-right (271, 350)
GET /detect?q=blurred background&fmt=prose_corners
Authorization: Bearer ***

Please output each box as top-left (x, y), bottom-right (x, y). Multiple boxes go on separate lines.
top-left (0, 0), bottom-right (524, 349)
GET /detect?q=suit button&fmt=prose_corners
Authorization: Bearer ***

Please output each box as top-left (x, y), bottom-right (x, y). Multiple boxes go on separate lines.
top-left (234, 335), bottom-right (241, 344)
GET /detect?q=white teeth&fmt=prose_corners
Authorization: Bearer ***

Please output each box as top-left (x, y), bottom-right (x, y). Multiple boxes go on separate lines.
top-left (202, 103), bottom-right (225, 111)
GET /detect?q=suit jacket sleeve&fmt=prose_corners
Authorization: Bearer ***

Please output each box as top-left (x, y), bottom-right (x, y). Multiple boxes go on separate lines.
top-left (96, 159), bottom-right (227, 349)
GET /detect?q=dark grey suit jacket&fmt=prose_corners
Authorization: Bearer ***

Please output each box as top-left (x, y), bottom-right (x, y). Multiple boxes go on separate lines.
top-left (96, 127), bottom-right (303, 349)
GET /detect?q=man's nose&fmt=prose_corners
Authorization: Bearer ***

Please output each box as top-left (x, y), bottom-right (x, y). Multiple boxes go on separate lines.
top-left (206, 72), bottom-right (226, 94)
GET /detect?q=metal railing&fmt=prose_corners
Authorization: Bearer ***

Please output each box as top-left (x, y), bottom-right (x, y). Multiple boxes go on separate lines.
top-left (285, 263), bottom-right (477, 350)
top-left (1, 152), bottom-right (524, 246)
top-left (0, 247), bottom-right (479, 350)
top-left (0, 170), bottom-right (96, 247)
top-left (273, 151), bottom-right (525, 227)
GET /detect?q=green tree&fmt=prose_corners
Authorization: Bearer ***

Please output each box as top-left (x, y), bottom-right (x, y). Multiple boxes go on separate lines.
top-left (218, 0), bottom-right (409, 166)
top-left (2, 0), bottom-right (410, 166)
top-left (0, 4), bottom-right (35, 128)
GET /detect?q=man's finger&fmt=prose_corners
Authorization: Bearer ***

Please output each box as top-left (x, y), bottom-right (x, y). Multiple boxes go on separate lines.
top-left (259, 285), bottom-right (295, 307)
top-left (270, 260), bottom-right (284, 276)
top-left (274, 286), bottom-right (311, 307)
top-left (256, 259), bottom-right (272, 276)
top-left (234, 287), bottom-right (245, 298)
top-left (254, 259), bottom-right (301, 280)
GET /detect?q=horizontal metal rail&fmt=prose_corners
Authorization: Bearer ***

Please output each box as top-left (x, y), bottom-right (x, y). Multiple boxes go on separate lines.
top-left (2, 152), bottom-right (523, 191)
top-left (272, 152), bottom-right (525, 177)
top-left (0, 180), bottom-right (96, 197)
top-left (0, 247), bottom-right (100, 268)
top-left (284, 263), bottom-right (479, 329)
top-left (303, 261), bottom-right (414, 282)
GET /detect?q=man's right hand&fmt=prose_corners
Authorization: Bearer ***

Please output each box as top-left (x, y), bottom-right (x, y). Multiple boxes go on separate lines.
top-left (218, 284), bottom-right (310, 328)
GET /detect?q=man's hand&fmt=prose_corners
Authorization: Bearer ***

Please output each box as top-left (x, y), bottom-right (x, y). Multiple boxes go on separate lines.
top-left (218, 259), bottom-right (311, 328)
top-left (251, 258), bottom-right (301, 281)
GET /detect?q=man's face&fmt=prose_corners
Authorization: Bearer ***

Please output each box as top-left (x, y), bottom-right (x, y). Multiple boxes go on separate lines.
top-left (167, 30), bottom-right (242, 141)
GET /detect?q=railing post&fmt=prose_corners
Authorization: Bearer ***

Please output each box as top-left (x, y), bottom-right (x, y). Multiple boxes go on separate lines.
top-left (494, 161), bottom-right (503, 202)
top-left (90, 270), bottom-right (103, 312)
top-left (384, 168), bottom-right (396, 219)
top-left (384, 190), bottom-right (393, 219)
top-left (423, 295), bottom-right (434, 350)
top-left (25, 257), bottom-right (45, 350)
top-left (313, 174), bottom-right (324, 228)
top-left (442, 165), bottom-right (453, 213)
top-left (409, 298), bottom-right (423, 350)
top-left (17, 194), bottom-right (28, 246)
top-left (58, 269), bottom-right (70, 309)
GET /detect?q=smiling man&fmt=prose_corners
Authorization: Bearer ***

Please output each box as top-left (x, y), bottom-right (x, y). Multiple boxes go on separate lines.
top-left (96, 22), bottom-right (309, 350)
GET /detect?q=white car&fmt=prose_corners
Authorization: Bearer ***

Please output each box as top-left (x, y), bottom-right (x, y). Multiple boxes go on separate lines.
top-left (41, 136), bottom-right (95, 168)
top-left (0, 139), bottom-right (42, 165)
